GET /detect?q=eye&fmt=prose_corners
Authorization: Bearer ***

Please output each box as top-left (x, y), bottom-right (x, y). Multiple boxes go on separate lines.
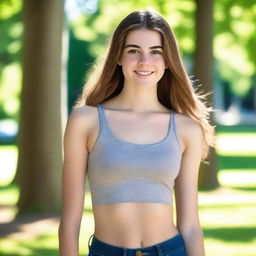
top-left (151, 50), bottom-right (162, 55)
top-left (127, 49), bottom-right (139, 54)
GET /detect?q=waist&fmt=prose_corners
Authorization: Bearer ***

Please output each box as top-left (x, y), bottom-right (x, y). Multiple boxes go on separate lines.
top-left (88, 233), bottom-right (187, 256)
top-left (92, 202), bottom-right (178, 248)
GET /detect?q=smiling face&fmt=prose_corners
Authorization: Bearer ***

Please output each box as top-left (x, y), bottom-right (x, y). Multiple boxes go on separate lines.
top-left (119, 28), bottom-right (166, 89)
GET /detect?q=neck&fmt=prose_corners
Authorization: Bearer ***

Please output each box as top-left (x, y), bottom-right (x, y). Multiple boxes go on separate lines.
top-left (110, 82), bottom-right (167, 113)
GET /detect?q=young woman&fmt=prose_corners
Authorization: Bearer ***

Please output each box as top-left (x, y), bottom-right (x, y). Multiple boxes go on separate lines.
top-left (58, 9), bottom-right (215, 256)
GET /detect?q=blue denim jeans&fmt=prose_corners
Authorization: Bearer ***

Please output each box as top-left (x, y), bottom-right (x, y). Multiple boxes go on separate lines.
top-left (87, 233), bottom-right (187, 256)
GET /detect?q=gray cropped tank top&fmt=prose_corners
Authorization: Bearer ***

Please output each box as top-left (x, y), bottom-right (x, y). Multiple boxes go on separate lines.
top-left (86, 104), bottom-right (182, 206)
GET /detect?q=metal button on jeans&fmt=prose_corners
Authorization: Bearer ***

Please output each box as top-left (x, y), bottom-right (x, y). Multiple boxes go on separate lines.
top-left (135, 251), bottom-right (148, 256)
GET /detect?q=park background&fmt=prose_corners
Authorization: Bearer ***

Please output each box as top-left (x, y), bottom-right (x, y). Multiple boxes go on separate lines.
top-left (0, 0), bottom-right (255, 255)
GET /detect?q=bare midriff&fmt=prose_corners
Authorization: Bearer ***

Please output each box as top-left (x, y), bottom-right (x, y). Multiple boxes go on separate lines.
top-left (92, 202), bottom-right (179, 248)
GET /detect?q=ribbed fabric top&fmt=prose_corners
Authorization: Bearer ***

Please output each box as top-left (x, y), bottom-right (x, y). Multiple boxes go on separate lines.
top-left (86, 104), bottom-right (182, 206)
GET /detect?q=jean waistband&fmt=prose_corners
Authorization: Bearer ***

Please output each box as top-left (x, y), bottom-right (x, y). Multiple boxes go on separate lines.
top-left (88, 233), bottom-right (185, 256)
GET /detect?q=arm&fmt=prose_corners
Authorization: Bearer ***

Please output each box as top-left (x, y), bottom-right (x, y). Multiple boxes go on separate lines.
top-left (174, 118), bottom-right (205, 256)
top-left (58, 108), bottom-right (90, 256)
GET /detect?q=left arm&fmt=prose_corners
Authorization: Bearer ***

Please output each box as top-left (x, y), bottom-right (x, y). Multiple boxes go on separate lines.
top-left (174, 118), bottom-right (205, 256)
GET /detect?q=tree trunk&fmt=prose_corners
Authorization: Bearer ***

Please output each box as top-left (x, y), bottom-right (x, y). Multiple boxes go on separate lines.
top-left (194, 0), bottom-right (219, 189)
top-left (16, 0), bottom-right (66, 214)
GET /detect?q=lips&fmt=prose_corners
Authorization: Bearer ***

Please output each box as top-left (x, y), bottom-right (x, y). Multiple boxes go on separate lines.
top-left (134, 71), bottom-right (154, 76)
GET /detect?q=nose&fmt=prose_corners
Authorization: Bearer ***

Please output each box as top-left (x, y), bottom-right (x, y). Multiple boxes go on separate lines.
top-left (138, 53), bottom-right (151, 65)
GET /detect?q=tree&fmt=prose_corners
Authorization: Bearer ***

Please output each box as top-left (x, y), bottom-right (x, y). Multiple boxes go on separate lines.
top-left (16, 0), bottom-right (67, 214)
top-left (194, 0), bottom-right (219, 189)
top-left (214, 0), bottom-right (256, 100)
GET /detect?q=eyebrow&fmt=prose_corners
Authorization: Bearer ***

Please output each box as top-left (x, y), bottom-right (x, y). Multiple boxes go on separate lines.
top-left (124, 44), bottom-right (163, 49)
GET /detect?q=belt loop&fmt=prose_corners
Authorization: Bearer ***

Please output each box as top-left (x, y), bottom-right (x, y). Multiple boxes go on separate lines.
top-left (88, 234), bottom-right (94, 249)
top-left (123, 248), bottom-right (127, 256)
top-left (156, 244), bottom-right (163, 256)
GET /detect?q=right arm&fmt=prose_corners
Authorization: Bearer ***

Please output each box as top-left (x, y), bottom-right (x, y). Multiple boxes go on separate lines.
top-left (58, 107), bottom-right (90, 256)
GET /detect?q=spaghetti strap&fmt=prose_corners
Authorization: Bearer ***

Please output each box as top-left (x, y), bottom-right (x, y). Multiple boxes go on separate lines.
top-left (87, 105), bottom-right (183, 206)
top-left (97, 104), bottom-right (104, 131)
top-left (170, 110), bottom-right (182, 151)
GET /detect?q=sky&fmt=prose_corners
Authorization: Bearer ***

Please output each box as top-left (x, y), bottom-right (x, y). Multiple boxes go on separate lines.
top-left (65, 0), bottom-right (99, 20)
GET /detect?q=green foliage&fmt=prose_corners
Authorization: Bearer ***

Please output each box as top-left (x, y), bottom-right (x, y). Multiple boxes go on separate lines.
top-left (214, 0), bottom-right (256, 97)
top-left (0, 0), bottom-right (255, 118)
top-left (0, 0), bottom-right (22, 19)
top-left (71, 0), bottom-right (195, 56)
top-left (67, 29), bottom-right (95, 109)
top-left (0, 63), bottom-right (21, 118)
top-left (67, 0), bottom-right (196, 108)
top-left (0, 0), bottom-right (22, 120)
top-left (68, 0), bottom-right (255, 100)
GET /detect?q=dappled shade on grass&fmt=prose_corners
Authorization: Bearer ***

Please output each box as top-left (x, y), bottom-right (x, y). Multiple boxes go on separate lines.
top-left (1, 128), bottom-right (256, 255)
top-left (204, 227), bottom-right (256, 242)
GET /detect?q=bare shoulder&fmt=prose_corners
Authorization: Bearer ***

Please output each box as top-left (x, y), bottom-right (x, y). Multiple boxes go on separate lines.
top-left (174, 112), bottom-right (204, 151)
top-left (65, 105), bottom-right (99, 138)
top-left (69, 105), bottom-right (98, 122)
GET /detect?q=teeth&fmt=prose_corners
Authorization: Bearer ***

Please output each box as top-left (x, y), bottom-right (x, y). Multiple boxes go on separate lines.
top-left (135, 71), bottom-right (153, 75)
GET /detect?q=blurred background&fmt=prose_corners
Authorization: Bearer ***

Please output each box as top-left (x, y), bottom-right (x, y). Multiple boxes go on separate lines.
top-left (0, 0), bottom-right (255, 255)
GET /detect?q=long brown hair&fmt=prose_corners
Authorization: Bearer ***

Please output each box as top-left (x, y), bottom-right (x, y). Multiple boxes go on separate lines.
top-left (74, 10), bottom-right (216, 160)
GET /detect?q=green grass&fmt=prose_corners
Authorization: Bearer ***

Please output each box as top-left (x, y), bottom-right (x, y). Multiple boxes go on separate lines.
top-left (0, 128), bottom-right (256, 256)
top-left (200, 177), bottom-right (256, 255)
